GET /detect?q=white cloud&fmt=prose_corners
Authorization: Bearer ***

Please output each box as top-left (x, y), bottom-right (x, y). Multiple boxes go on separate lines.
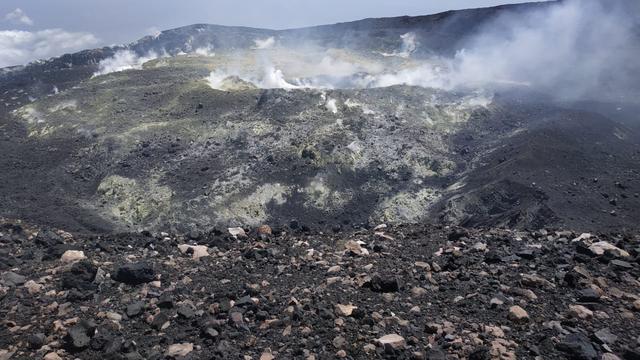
top-left (4, 8), bottom-right (34, 26)
top-left (0, 29), bottom-right (99, 68)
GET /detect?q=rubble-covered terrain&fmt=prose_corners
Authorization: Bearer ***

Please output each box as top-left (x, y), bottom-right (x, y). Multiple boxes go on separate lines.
top-left (1, 220), bottom-right (639, 359)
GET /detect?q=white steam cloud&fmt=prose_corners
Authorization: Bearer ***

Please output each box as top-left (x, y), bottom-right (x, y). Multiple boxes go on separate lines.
top-left (381, 32), bottom-right (417, 58)
top-left (447, 0), bottom-right (638, 98)
top-left (253, 37), bottom-right (276, 50)
top-left (193, 45), bottom-right (215, 57)
top-left (93, 50), bottom-right (160, 76)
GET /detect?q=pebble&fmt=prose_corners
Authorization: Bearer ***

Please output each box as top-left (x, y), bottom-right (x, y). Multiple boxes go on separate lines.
top-left (166, 343), bottom-right (193, 357)
top-left (257, 225), bottom-right (272, 236)
top-left (60, 250), bottom-right (86, 263)
top-left (24, 280), bottom-right (43, 294)
top-left (177, 244), bottom-right (209, 260)
top-left (333, 336), bottom-right (347, 349)
top-left (344, 240), bottom-right (369, 256)
top-left (508, 306), bottom-right (529, 323)
top-left (569, 304), bottom-right (594, 319)
top-left (260, 351), bottom-right (275, 360)
top-left (377, 334), bottom-right (406, 351)
top-left (126, 302), bottom-right (144, 317)
top-left (43, 353), bottom-right (63, 360)
top-left (335, 304), bottom-right (357, 317)
top-left (228, 227), bottom-right (247, 238)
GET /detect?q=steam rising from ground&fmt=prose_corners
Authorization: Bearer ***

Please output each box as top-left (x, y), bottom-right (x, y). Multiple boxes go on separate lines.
top-left (253, 37), bottom-right (276, 50)
top-left (205, 0), bottom-right (637, 99)
top-left (88, 0), bottom-right (636, 99)
top-left (94, 50), bottom-right (160, 76)
top-left (381, 32), bottom-right (417, 58)
top-left (192, 45), bottom-right (215, 57)
top-left (450, 0), bottom-right (639, 98)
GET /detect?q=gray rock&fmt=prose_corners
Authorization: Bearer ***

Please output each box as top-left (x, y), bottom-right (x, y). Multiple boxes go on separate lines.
top-left (65, 321), bottom-right (96, 350)
top-left (594, 328), bottom-right (618, 345)
top-left (27, 333), bottom-right (45, 349)
top-left (126, 302), bottom-right (144, 317)
top-left (557, 333), bottom-right (598, 360)
top-left (610, 260), bottom-right (633, 270)
top-left (578, 288), bottom-right (601, 302)
top-left (1, 271), bottom-right (26, 286)
top-left (177, 305), bottom-right (195, 319)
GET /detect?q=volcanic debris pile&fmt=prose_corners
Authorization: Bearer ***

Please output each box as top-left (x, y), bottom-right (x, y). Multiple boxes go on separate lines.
top-left (1, 220), bottom-right (639, 359)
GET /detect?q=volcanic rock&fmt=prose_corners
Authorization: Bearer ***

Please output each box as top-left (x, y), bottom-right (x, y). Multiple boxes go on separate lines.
top-left (113, 262), bottom-right (155, 285)
top-left (27, 333), bottom-right (45, 349)
top-left (589, 242), bottom-right (630, 257)
top-left (228, 227), bottom-right (247, 238)
top-left (151, 312), bottom-right (170, 330)
top-left (126, 301), bottom-right (144, 317)
top-left (569, 305), bottom-right (594, 319)
top-left (1, 272), bottom-right (25, 287)
top-left (157, 292), bottom-right (174, 308)
top-left (43, 353), bottom-right (63, 360)
top-left (508, 306), bottom-right (529, 323)
top-left (578, 288), bottom-right (601, 302)
top-left (610, 260), bottom-right (633, 270)
top-left (166, 343), bottom-right (193, 357)
top-left (60, 250), bottom-right (86, 263)
top-left (257, 225), bottom-right (272, 236)
top-left (377, 334), bottom-right (406, 351)
top-left (177, 244), bottom-right (209, 260)
top-left (594, 328), bottom-right (618, 345)
top-left (65, 320), bottom-right (96, 351)
top-left (335, 304), bottom-right (357, 316)
top-left (61, 260), bottom-right (97, 290)
top-left (557, 333), bottom-right (598, 360)
top-left (366, 274), bottom-right (401, 293)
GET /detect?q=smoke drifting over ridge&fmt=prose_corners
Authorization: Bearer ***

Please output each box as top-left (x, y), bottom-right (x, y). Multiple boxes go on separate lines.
top-left (90, 0), bottom-right (638, 100)
top-left (451, 0), bottom-right (640, 99)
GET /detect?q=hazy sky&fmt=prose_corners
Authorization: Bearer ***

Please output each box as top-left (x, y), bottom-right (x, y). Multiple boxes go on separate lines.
top-left (0, 0), bottom-right (545, 67)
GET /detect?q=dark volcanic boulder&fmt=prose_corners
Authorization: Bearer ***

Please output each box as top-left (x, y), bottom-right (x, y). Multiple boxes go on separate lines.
top-left (557, 333), bottom-right (598, 360)
top-left (64, 319), bottom-right (96, 351)
top-left (113, 262), bottom-right (155, 285)
top-left (365, 273), bottom-right (401, 293)
top-left (61, 261), bottom-right (97, 290)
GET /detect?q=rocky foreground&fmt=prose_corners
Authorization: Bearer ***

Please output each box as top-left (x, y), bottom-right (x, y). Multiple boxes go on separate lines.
top-left (0, 220), bottom-right (639, 360)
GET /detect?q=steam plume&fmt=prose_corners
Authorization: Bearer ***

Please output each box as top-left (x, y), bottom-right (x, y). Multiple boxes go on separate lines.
top-left (94, 50), bottom-right (160, 76)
